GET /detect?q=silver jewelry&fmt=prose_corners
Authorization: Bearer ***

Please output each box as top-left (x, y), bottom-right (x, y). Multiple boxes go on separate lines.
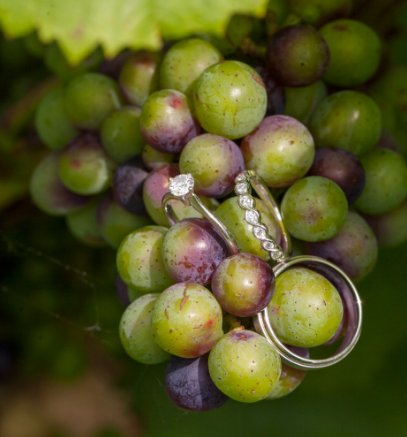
top-left (254, 255), bottom-right (363, 370)
top-left (234, 170), bottom-right (363, 370)
top-left (162, 173), bottom-right (239, 255)
top-left (234, 170), bottom-right (291, 263)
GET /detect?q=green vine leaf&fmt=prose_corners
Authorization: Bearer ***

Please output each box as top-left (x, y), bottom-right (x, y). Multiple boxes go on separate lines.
top-left (0, 0), bottom-right (267, 64)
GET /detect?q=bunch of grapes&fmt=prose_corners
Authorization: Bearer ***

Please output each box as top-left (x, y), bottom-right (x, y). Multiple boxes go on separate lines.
top-left (30, 0), bottom-right (407, 411)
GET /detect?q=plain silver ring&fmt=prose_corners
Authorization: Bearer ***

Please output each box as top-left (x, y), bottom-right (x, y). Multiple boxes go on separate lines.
top-left (254, 255), bottom-right (363, 370)
top-left (162, 173), bottom-right (239, 255)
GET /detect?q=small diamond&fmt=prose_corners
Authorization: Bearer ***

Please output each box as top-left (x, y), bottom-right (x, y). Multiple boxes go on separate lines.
top-left (245, 210), bottom-right (259, 225)
top-left (235, 173), bottom-right (246, 183)
top-left (235, 182), bottom-right (248, 195)
top-left (253, 226), bottom-right (267, 240)
top-left (169, 174), bottom-right (194, 197)
top-left (239, 195), bottom-right (254, 209)
top-left (262, 240), bottom-right (276, 251)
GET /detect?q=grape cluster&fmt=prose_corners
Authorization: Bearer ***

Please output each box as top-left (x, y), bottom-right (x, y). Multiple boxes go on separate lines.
top-left (30, 0), bottom-right (407, 411)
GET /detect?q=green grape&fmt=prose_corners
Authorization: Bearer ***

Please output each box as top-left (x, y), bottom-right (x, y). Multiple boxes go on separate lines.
top-left (366, 201), bottom-right (407, 247)
top-left (369, 66), bottom-right (407, 134)
top-left (320, 19), bottom-right (382, 87)
top-left (119, 52), bottom-right (159, 106)
top-left (208, 329), bottom-right (281, 403)
top-left (119, 294), bottom-right (169, 364)
top-left (98, 195), bottom-right (150, 248)
top-left (66, 199), bottom-right (106, 247)
top-left (281, 176), bottom-right (348, 242)
top-left (215, 196), bottom-right (280, 260)
top-left (58, 134), bottom-right (114, 195)
top-left (29, 153), bottom-right (88, 216)
top-left (159, 38), bottom-right (223, 93)
top-left (100, 107), bottom-right (145, 164)
top-left (355, 148), bottom-right (407, 215)
top-left (191, 60), bottom-right (267, 139)
top-left (64, 72), bottom-right (122, 130)
top-left (241, 115), bottom-right (315, 188)
top-left (35, 88), bottom-right (78, 150)
top-left (116, 226), bottom-right (173, 294)
top-left (266, 363), bottom-right (306, 400)
top-left (268, 267), bottom-right (343, 347)
top-left (141, 144), bottom-right (174, 170)
top-left (152, 282), bottom-right (223, 358)
top-left (309, 91), bottom-right (381, 157)
top-left (283, 81), bottom-right (327, 124)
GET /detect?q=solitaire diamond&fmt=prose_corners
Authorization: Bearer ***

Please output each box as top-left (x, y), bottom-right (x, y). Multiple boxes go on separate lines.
top-left (169, 174), bottom-right (194, 197)
top-left (245, 210), bottom-right (259, 225)
top-left (239, 195), bottom-right (254, 209)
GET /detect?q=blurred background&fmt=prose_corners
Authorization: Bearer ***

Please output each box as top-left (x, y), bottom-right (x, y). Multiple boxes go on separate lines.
top-left (1, 1), bottom-right (407, 436)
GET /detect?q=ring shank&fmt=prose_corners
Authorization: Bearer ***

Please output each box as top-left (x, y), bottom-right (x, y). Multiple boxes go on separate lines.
top-left (162, 191), bottom-right (239, 255)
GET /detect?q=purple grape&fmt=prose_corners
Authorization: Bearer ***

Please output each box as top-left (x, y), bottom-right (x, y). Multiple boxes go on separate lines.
top-left (113, 159), bottom-right (148, 214)
top-left (162, 218), bottom-right (228, 286)
top-left (255, 66), bottom-right (285, 115)
top-left (267, 345), bottom-right (309, 400)
top-left (140, 89), bottom-right (200, 153)
top-left (99, 51), bottom-right (131, 79)
top-left (142, 164), bottom-right (179, 226)
top-left (307, 147), bottom-right (365, 204)
top-left (377, 131), bottom-right (400, 152)
top-left (118, 51), bottom-right (159, 106)
top-left (266, 24), bottom-right (329, 87)
top-left (179, 133), bottom-right (245, 198)
top-left (211, 253), bottom-right (275, 317)
top-left (115, 275), bottom-right (131, 307)
top-left (241, 115), bottom-right (315, 188)
top-left (165, 354), bottom-right (228, 411)
top-left (305, 211), bottom-right (378, 281)
top-left (285, 345), bottom-right (310, 358)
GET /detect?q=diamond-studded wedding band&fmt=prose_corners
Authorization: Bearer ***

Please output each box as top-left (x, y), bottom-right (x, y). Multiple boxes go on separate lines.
top-left (234, 170), bottom-right (291, 263)
top-left (162, 173), bottom-right (239, 255)
top-left (255, 255), bottom-right (363, 370)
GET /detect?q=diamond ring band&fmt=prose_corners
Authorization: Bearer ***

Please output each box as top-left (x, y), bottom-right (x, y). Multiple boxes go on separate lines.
top-left (161, 171), bottom-right (363, 370)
